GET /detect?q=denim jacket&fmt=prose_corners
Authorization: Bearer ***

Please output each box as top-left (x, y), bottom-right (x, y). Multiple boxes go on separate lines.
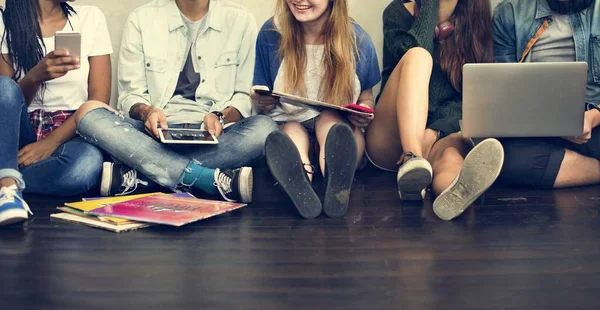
top-left (117, 0), bottom-right (257, 118)
top-left (493, 0), bottom-right (600, 107)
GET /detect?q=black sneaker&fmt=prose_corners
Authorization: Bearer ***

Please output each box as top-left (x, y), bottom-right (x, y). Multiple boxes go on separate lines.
top-left (213, 167), bottom-right (253, 203)
top-left (265, 131), bottom-right (322, 219)
top-left (323, 123), bottom-right (357, 218)
top-left (100, 162), bottom-right (150, 196)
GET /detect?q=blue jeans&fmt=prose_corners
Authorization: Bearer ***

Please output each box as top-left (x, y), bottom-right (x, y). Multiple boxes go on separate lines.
top-left (76, 107), bottom-right (278, 189)
top-left (0, 76), bottom-right (103, 195)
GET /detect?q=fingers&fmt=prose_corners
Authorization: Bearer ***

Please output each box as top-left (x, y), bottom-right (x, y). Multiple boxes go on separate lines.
top-left (48, 49), bottom-right (70, 58)
top-left (256, 97), bottom-right (278, 111)
top-left (158, 111), bottom-right (168, 130)
top-left (214, 121), bottom-right (223, 137)
top-left (17, 149), bottom-right (36, 167)
top-left (348, 114), bottom-right (373, 128)
top-left (146, 114), bottom-right (160, 138)
top-left (205, 117), bottom-right (216, 135)
top-left (51, 56), bottom-right (79, 66)
top-left (144, 109), bottom-right (168, 138)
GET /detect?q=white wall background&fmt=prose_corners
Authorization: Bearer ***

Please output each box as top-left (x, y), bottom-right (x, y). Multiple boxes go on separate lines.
top-left (0, 0), bottom-right (505, 105)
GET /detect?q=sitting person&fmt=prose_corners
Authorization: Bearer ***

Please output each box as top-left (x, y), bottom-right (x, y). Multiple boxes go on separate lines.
top-left (0, 0), bottom-right (111, 226)
top-left (75, 0), bottom-right (278, 203)
top-left (365, 0), bottom-right (505, 220)
top-left (493, 0), bottom-right (600, 189)
top-left (251, 0), bottom-right (381, 219)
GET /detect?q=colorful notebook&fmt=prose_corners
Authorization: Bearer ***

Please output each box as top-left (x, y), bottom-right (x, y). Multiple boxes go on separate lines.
top-left (51, 213), bottom-right (150, 233)
top-left (65, 193), bottom-right (159, 224)
top-left (82, 192), bottom-right (196, 201)
top-left (87, 194), bottom-right (246, 227)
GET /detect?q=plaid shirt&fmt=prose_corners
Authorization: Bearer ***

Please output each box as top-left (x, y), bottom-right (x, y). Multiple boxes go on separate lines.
top-left (29, 109), bottom-right (75, 141)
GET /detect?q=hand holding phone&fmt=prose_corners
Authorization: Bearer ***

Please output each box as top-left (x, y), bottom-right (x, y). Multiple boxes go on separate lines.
top-left (30, 49), bottom-right (80, 83)
top-left (345, 104), bottom-right (375, 128)
top-left (251, 85), bottom-right (279, 111)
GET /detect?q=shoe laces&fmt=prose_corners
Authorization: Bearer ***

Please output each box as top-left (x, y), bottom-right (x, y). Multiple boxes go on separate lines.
top-left (0, 185), bottom-right (33, 215)
top-left (214, 169), bottom-right (234, 201)
top-left (118, 170), bottom-right (148, 196)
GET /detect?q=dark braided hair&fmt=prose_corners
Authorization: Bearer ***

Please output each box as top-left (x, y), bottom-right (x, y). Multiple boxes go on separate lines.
top-left (1, 0), bottom-right (75, 81)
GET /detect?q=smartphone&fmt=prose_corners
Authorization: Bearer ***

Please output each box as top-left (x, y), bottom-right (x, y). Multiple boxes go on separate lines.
top-left (344, 104), bottom-right (375, 114)
top-left (54, 31), bottom-right (81, 60)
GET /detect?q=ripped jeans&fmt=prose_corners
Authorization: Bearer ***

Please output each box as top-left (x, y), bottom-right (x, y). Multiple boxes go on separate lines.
top-left (76, 107), bottom-right (278, 190)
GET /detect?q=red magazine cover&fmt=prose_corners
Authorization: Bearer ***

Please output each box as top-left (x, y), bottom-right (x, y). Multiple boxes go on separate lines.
top-left (87, 194), bottom-right (246, 227)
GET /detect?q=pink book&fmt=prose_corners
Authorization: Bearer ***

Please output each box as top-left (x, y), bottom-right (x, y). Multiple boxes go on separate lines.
top-left (87, 194), bottom-right (246, 227)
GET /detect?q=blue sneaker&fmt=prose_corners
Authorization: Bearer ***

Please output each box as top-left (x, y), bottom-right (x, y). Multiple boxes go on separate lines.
top-left (0, 185), bottom-right (32, 226)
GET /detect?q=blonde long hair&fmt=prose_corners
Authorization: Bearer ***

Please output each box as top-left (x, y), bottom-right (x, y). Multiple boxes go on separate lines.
top-left (275, 0), bottom-right (357, 106)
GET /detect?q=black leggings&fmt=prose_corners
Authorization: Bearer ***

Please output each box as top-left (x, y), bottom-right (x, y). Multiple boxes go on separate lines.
top-left (498, 126), bottom-right (600, 189)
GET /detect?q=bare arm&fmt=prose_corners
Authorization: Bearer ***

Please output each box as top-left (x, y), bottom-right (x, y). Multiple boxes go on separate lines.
top-left (357, 88), bottom-right (375, 108)
top-left (0, 54), bottom-right (41, 105)
top-left (87, 54), bottom-right (112, 103)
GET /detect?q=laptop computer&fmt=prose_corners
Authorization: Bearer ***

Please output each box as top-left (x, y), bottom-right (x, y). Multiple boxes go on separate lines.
top-left (462, 62), bottom-right (587, 138)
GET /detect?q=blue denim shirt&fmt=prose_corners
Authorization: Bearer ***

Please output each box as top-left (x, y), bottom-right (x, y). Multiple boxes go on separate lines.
top-left (493, 0), bottom-right (600, 107)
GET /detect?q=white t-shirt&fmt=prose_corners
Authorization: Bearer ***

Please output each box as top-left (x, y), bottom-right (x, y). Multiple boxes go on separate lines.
top-left (270, 44), bottom-right (361, 123)
top-left (0, 6), bottom-right (112, 112)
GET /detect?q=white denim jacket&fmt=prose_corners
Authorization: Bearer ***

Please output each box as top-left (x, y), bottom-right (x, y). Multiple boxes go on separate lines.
top-left (117, 0), bottom-right (257, 118)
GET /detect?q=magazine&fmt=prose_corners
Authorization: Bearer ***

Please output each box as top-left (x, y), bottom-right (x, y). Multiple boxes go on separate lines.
top-left (87, 194), bottom-right (246, 227)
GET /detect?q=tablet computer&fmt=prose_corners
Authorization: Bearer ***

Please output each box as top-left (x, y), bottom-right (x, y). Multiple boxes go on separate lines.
top-left (253, 85), bottom-right (374, 117)
top-left (158, 129), bottom-right (219, 144)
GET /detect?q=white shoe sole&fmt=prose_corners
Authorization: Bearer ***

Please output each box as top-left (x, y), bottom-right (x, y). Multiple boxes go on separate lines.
top-left (433, 138), bottom-right (504, 221)
top-left (397, 158), bottom-right (433, 201)
top-left (238, 167), bottom-right (253, 204)
top-left (100, 162), bottom-right (114, 197)
top-left (0, 209), bottom-right (28, 226)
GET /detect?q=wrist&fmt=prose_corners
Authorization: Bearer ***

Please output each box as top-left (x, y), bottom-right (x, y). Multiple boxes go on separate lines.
top-left (42, 134), bottom-right (63, 147)
top-left (220, 107), bottom-right (242, 124)
top-left (131, 103), bottom-right (152, 120)
top-left (592, 106), bottom-right (600, 127)
top-left (24, 69), bottom-right (42, 84)
top-left (211, 111), bottom-right (225, 125)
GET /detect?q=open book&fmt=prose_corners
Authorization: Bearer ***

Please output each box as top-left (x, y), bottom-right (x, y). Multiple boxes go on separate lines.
top-left (253, 86), bottom-right (374, 117)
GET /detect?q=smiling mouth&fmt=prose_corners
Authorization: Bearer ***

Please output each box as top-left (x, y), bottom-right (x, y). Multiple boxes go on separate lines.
top-left (294, 4), bottom-right (312, 11)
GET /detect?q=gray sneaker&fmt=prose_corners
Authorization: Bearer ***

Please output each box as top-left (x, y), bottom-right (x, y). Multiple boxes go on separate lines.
top-left (396, 153), bottom-right (433, 201)
top-left (433, 138), bottom-right (504, 221)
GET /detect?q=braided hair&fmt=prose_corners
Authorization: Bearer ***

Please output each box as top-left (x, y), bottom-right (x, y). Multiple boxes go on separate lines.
top-left (1, 0), bottom-right (75, 80)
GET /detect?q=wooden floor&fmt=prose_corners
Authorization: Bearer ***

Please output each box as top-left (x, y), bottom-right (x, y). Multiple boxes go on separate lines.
top-left (2, 166), bottom-right (600, 309)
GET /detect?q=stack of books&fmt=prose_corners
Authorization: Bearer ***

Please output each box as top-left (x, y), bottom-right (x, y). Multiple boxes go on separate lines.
top-left (50, 192), bottom-right (246, 233)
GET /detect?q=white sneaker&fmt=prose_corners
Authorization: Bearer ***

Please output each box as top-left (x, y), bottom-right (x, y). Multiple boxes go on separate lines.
top-left (397, 153), bottom-right (433, 201)
top-left (433, 138), bottom-right (504, 221)
top-left (0, 185), bottom-right (32, 226)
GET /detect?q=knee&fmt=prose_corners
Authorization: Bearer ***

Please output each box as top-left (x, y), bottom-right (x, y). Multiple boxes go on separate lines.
top-left (0, 76), bottom-right (24, 111)
top-left (250, 115), bottom-right (279, 136)
top-left (316, 109), bottom-right (343, 125)
top-left (435, 146), bottom-right (465, 169)
top-left (400, 47), bottom-right (433, 69)
top-left (281, 121), bottom-right (306, 135)
top-left (74, 100), bottom-right (112, 125)
top-left (239, 115), bottom-right (278, 148)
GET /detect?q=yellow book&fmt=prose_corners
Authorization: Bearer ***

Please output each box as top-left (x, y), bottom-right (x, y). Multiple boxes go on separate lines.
top-left (64, 193), bottom-right (163, 224)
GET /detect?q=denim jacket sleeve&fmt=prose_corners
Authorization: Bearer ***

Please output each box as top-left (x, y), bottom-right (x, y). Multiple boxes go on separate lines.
top-left (117, 11), bottom-right (151, 115)
top-left (493, 2), bottom-right (518, 63)
top-left (210, 15), bottom-right (258, 118)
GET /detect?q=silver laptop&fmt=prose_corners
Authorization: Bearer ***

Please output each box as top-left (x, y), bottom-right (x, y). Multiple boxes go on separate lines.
top-left (462, 62), bottom-right (587, 138)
